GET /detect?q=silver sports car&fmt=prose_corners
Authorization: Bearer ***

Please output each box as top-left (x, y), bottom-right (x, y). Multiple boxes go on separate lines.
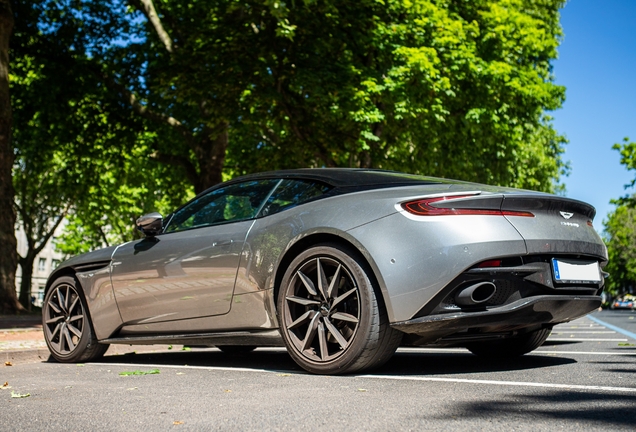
top-left (43, 169), bottom-right (607, 374)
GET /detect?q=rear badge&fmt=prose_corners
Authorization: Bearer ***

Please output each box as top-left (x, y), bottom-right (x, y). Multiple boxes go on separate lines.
top-left (560, 211), bottom-right (574, 220)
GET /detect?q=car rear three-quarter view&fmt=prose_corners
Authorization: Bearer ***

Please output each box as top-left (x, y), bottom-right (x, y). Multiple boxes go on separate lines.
top-left (42, 169), bottom-right (607, 374)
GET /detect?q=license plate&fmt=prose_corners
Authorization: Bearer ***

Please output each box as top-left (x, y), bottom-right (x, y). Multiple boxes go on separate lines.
top-left (552, 259), bottom-right (601, 283)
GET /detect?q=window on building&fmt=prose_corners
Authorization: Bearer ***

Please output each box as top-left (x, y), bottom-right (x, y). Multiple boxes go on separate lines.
top-left (52, 259), bottom-right (60, 269)
top-left (38, 258), bottom-right (47, 272)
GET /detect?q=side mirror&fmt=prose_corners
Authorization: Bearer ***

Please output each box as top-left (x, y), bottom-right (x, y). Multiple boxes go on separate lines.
top-left (136, 212), bottom-right (163, 237)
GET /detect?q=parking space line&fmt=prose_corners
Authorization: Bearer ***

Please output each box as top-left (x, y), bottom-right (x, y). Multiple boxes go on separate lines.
top-left (533, 350), bottom-right (636, 356)
top-left (551, 331), bottom-right (616, 334)
top-left (546, 338), bottom-right (627, 342)
top-left (90, 362), bottom-right (636, 393)
top-left (587, 315), bottom-right (636, 341)
top-left (396, 347), bottom-right (636, 356)
top-left (357, 374), bottom-right (636, 393)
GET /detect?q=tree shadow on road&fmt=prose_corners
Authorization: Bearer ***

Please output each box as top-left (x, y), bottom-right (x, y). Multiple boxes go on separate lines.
top-left (424, 389), bottom-right (636, 428)
top-left (89, 346), bottom-right (576, 377)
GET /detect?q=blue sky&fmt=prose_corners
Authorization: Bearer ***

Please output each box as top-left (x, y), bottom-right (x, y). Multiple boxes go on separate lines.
top-left (553, 0), bottom-right (636, 232)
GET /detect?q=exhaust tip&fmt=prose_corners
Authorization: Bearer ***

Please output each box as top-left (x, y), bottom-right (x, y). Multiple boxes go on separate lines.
top-left (455, 282), bottom-right (497, 307)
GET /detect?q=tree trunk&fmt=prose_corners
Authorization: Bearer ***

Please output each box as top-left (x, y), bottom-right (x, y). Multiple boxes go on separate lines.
top-left (18, 255), bottom-right (34, 311)
top-left (193, 124), bottom-right (228, 194)
top-left (0, 0), bottom-right (22, 313)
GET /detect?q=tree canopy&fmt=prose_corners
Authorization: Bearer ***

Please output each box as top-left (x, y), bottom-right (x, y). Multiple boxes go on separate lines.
top-left (1, 0), bottom-right (570, 311)
top-left (603, 137), bottom-right (636, 297)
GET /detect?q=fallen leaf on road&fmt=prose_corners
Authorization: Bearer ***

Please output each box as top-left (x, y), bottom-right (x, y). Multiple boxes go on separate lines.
top-left (357, 389), bottom-right (368, 392)
top-left (5, 362), bottom-right (12, 366)
top-left (11, 391), bottom-right (30, 398)
top-left (224, 389), bottom-right (232, 393)
top-left (126, 387), bottom-right (138, 391)
top-left (76, 364), bottom-right (85, 367)
top-left (181, 347), bottom-right (191, 351)
top-left (2, 382), bottom-right (7, 387)
top-left (119, 369), bottom-right (160, 376)
top-left (276, 373), bottom-right (291, 377)
top-left (173, 421), bottom-right (184, 425)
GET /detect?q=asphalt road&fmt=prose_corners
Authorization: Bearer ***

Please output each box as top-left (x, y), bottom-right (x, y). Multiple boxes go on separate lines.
top-left (2, 310), bottom-right (635, 431)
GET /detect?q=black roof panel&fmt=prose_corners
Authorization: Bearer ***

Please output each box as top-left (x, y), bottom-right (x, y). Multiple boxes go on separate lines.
top-left (230, 168), bottom-right (453, 188)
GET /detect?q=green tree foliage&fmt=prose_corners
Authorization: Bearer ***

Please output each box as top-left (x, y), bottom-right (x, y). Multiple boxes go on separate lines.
top-left (29, 0), bottom-right (567, 193)
top-left (603, 137), bottom-right (636, 297)
top-left (10, 0), bottom-right (191, 261)
top-left (229, 0), bottom-right (569, 193)
top-left (603, 203), bottom-right (636, 297)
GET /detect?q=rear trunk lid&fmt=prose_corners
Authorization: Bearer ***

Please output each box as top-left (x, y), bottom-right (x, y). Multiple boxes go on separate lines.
top-left (501, 193), bottom-right (607, 261)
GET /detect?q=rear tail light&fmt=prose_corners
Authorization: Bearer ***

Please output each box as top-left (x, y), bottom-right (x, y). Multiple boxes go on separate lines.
top-left (402, 196), bottom-right (534, 217)
top-left (478, 260), bottom-right (502, 268)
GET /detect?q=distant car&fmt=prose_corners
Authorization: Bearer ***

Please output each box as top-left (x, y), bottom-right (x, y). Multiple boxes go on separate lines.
top-left (611, 295), bottom-right (635, 310)
top-left (42, 169), bottom-right (607, 374)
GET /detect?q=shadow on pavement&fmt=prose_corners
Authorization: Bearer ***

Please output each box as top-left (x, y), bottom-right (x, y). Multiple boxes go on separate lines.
top-left (428, 389), bottom-right (636, 427)
top-left (81, 347), bottom-right (576, 376)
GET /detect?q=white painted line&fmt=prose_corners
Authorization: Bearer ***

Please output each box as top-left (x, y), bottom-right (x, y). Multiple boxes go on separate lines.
top-left (396, 347), bottom-right (636, 356)
top-left (551, 331), bottom-right (616, 334)
top-left (90, 362), bottom-right (636, 393)
top-left (534, 350), bottom-right (636, 356)
top-left (546, 338), bottom-right (627, 342)
top-left (357, 374), bottom-right (636, 393)
top-left (92, 362), bottom-right (277, 374)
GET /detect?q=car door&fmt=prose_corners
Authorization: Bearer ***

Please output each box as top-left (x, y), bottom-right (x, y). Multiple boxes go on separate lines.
top-left (110, 179), bottom-right (280, 324)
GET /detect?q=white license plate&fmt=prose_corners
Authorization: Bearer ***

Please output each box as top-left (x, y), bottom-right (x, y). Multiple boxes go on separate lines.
top-left (552, 259), bottom-right (601, 283)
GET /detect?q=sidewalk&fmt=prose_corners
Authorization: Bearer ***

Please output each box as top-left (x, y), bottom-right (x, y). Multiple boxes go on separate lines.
top-left (0, 314), bottom-right (181, 364)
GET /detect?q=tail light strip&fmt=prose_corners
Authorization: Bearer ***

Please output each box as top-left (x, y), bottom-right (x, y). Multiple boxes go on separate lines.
top-left (402, 196), bottom-right (535, 218)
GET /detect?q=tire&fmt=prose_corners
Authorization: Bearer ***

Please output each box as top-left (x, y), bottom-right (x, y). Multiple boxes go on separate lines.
top-left (42, 276), bottom-right (109, 363)
top-left (466, 327), bottom-right (552, 358)
top-left (277, 244), bottom-right (402, 374)
top-left (217, 345), bottom-right (257, 354)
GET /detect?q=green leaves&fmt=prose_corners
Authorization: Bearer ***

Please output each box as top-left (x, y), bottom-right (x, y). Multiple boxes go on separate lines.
top-left (604, 137), bottom-right (636, 297)
top-left (10, 0), bottom-right (569, 262)
top-left (118, 369), bottom-right (160, 376)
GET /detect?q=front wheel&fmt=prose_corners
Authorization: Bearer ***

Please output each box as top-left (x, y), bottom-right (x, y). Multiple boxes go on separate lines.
top-left (277, 244), bottom-right (402, 374)
top-left (43, 276), bottom-right (108, 363)
top-left (466, 327), bottom-right (552, 358)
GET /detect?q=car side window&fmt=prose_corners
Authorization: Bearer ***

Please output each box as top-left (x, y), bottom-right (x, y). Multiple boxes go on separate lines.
top-left (165, 180), bottom-right (279, 233)
top-left (259, 179), bottom-right (331, 217)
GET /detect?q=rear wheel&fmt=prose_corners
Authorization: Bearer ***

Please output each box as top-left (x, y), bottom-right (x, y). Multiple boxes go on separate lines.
top-left (466, 327), bottom-right (552, 358)
top-left (43, 276), bottom-right (108, 363)
top-left (277, 244), bottom-right (402, 374)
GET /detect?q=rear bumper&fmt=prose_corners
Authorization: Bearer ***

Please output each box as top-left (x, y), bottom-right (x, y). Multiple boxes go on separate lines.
top-left (391, 295), bottom-right (601, 343)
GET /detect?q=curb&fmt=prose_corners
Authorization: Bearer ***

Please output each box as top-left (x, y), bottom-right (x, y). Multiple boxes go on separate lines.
top-left (2, 344), bottom-right (185, 365)
top-left (2, 348), bottom-right (51, 364)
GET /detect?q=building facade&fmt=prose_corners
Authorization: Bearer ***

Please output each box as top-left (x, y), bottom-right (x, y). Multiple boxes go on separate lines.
top-left (15, 223), bottom-right (65, 307)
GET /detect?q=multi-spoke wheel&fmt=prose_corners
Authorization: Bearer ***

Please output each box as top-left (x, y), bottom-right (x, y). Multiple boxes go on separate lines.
top-left (43, 276), bottom-right (108, 363)
top-left (278, 244), bottom-right (402, 374)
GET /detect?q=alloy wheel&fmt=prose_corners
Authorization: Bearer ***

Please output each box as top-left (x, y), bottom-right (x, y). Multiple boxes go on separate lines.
top-left (283, 256), bottom-right (361, 362)
top-left (44, 283), bottom-right (86, 356)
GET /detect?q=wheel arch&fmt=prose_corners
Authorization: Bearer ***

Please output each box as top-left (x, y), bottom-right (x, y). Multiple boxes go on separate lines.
top-left (272, 231), bottom-right (394, 322)
top-left (44, 266), bottom-right (78, 297)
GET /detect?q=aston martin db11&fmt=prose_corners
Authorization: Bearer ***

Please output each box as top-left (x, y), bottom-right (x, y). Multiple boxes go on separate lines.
top-left (43, 169), bottom-right (607, 374)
